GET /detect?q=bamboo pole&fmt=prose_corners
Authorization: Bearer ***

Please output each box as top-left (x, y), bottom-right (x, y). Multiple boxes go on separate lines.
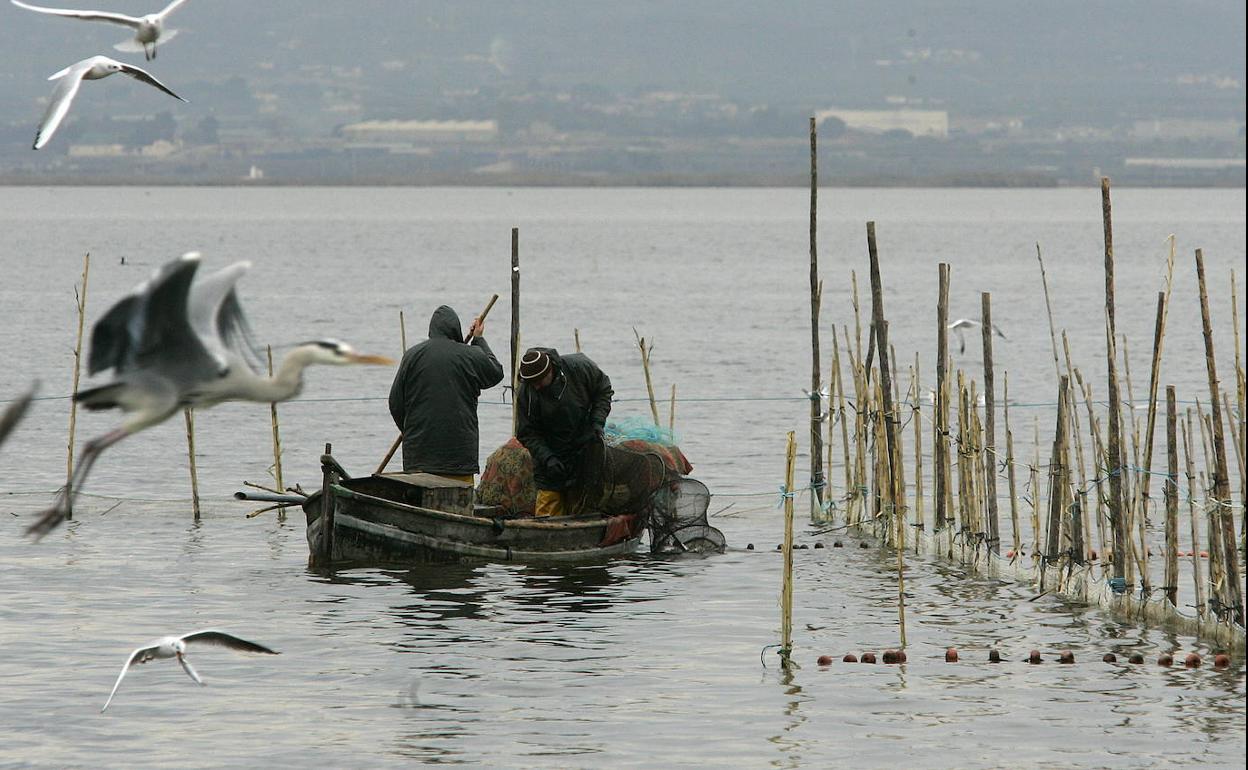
top-left (1121, 334), bottom-right (1149, 592)
top-left (981, 292), bottom-right (1000, 553)
top-left (1137, 236), bottom-right (1177, 518)
top-left (851, 271), bottom-right (863, 366)
top-left (1164, 385), bottom-right (1179, 607)
top-left (1004, 372), bottom-right (1022, 557)
top-left (1182, 414), bottom-right (1206, 620)
top-left (669, 383), bottom-right (677, 434)
top-left (1101, 177), bottom-right (1128, 588)
top-left (911, 353), bottom-right (925, 549)
top-left (1231, 270), bottom-right (1246, 550)
top-left (809, 118), bottom-right (825, 518)
top-left (184, 408), bottom-right (201, 520)
top-left (935, 263), bottom-right (951, 531)
top-left (1062, 334), bottom-right (1095, 565)
top-left (1074, 368), bottom-right (1110, 565)
top-left (634, 329), bottom-right (661, 426)
top-left (779, 431), bottom-right (797, 670)
top-left (1031, 417), bottom-right (1042, 558)
top-left (1036, 243), bottom-right (1063, 385)
top-left (834, 332), bottom-right (853, 517)
top-left (65, 252), bottom-right (90, 520)
top-left (267, 345), bottom-right (286, 520)
top-left (1045, 377), bottom-right (1070, 561)
top-left (1194, 248), bottom-right (1243, 626)
top-left (866, 222), bottom-right (903, 526)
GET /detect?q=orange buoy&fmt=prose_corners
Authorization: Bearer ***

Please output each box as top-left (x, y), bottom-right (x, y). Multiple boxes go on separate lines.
top-left (1102, 653), bottom-right (1117, 663)
top-left (945, 648), bottom-right (959, 663)
top-left (1058, 650), bottom-right (1075, 664)
top-left (1027, 650), bottom-right (1042, 664)
top-left (1213, 654), bottom-right (1231, 669)
top-left (897, 649), bottom-right (908, 663)
top-left (1128, 652), bottom-right (1145, 664)
top-left (1184, 653), bottom-right (1202, 668)
top-left (1158, 653), bottom-right (1174, 667)
top-left (861, 652), bottom-right (877, 664)
top-left (843, 653), bottom-right (858, 663)
top-left (882, 649), bottom-right (898, 664)
top-left (817, 654), bottom-right (834, 666)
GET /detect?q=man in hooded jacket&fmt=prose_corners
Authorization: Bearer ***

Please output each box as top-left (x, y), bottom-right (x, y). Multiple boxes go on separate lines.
top-left (388, 305), bottom-right (504, 480)
top-left (515, 346), bottom-right (613, 517)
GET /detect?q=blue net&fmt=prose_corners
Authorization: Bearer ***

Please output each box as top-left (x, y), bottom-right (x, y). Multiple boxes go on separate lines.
top-left (605, 415), bottom-right (679, 447)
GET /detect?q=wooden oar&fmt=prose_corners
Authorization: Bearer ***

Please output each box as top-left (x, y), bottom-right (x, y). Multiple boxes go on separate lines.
top-left (377, 294), bottom-right (500, 474)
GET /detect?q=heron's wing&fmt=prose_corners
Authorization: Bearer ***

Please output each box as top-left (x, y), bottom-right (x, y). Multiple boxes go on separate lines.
top-left (101, 644), bottom-right (156, 712)
top-left (181, 629), bottom-right (280, 655)
top-left (177, 654), bottom-right (204, 685)
top-left (89, 256), bottom-right (196, 375)
top-left (156, 0), bottom-right (188, 18)
top-left (187, 262), bottom-right (263, 374)
top-left (32, 63), bottom-right (88, 150)
top-left (0, 384), bottom-right (36, 449)
top-left (10, 0), bottom-right (141, 27)
top-left (117, 62), bottom-right (187, 102)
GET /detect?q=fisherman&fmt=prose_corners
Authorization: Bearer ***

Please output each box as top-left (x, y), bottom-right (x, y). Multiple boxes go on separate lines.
top-left (388, 305), bottom-right (504, 481)
top-left (515, 347), bottom-right (614, 517)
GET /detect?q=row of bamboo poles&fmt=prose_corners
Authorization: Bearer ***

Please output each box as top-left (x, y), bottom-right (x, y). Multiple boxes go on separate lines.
top-left (801, 166), bottom-right (1245, 646)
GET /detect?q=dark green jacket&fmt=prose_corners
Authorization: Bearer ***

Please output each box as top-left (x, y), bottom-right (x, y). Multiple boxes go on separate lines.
top-left (516, 348), bottom-right (613, 490)
top-left (388, 306), bottom-right (504, 474)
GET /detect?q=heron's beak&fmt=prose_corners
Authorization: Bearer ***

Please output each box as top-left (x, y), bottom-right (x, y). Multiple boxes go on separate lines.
top-left (349, 353), bottom-right (396, 366)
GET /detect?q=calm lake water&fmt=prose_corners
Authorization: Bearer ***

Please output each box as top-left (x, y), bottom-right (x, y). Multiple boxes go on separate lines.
top-left (0, 186), bottom-right (1244, 769)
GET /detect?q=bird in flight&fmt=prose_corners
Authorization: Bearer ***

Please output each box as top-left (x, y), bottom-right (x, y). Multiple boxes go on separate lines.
top-left (0, 384), bottom-right (37, 451)
top-left (11, 0), bottom-right (190, 60)
top-left (101, 629), bottom-right (279, 712)
top-left (32, 55), bottom-right (186, 150)
top-left (947, 318), bottom-right (1007, 355)
top-left (26, 252), bottom-right (395, 539)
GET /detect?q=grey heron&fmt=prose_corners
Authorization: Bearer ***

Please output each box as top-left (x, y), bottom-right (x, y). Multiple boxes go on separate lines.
top-left (11, 0), bottom-right (190, 61)
top-left (947, 318), bottom-right (1007, 355)
top-left (0, 384), bottom-right (37, 451)
top-left (26, 252), bottom-right (394, 539)
top-left (32, 55), bottom-right (186, 150)
top-left (102, 629), bottom-right (278, 712)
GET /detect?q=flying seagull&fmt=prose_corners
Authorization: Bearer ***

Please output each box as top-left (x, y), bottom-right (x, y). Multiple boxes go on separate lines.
top-left (32, 55), bottom-right (186, 150)
top-left (102, 629), bottom-right (279, 712)
top-left (947, 318), bottom-right (1007, 355)
top-left (26, 252), bottom-right (395, 539)
top-left (11, 0), bottom-right (190, 60)
top-left (0, 384), bottom-right (37, 451)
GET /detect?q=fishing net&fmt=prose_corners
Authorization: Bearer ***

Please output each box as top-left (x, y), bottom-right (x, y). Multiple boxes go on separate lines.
top-left (476, 422), bottom-right (725, 553)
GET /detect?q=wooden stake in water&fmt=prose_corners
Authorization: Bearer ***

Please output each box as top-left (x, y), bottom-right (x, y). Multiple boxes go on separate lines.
top-left (1004, 373), bottom-right (1022, 557)
top-left (808, 118), bottom-right (826, 518)
top-left (267, 345), bottom-right (286, 519)
top-left (935, 263), bottom-right (951, 531)
top-left (1182, 414), bottom-right (1206, 620)
top-left (1194, 248), bottom-right (1243, 625)
top-left (511, 227), bottom-right (520, 434)
top-left (184, 408), bottom-right (201, 520)
top-left (1100, 177), bottom-right (1128, 587)
top-left (65, 252), bottom-right (90, 520)
top-left (1036, 243), bottom-right (1063, 385)
top-left (911, 353), bottom-right (925, 549)
top-left (634, 329), bottom-right (661, 426)
top-left (779, 431), bottom-right (797, 670)
top-left (981, 292), bottom-right (1001, 554)
top-left (669, 383), bottom-right (677, 434)
top-left (1164, 385), bottom-right (1179, 607)
top-left (1045, 377), bottom-right (1070, 561)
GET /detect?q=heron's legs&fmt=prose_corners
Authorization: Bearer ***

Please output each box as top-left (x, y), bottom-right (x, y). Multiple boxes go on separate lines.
top-left (26, 427), bottom-right (130, 539)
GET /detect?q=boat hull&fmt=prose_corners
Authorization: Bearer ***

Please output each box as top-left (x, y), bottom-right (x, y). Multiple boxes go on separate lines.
top-left (304, 475), bottom-right (645, 565)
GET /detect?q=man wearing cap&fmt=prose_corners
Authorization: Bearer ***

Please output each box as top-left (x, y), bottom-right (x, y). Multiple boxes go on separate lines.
top-left (388, 305), bottom-right (504, 481)
top-left (516, 346), bottom-right (614, 517)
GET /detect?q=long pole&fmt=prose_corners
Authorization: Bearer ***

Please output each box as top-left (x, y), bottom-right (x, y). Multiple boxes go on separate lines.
top-left (1194, 248), bottom-right (1243, 625)
top-left (1182, 415), bottom-right (1205, 620)
top-left (866, 222), bottom-right (906, 646)
top-left (808, 118), bottom-right (825, 518)
top-left (511, 227), bottom-right (520, 435)
top-left (935, 263), bottom-right (951, 532)
top-left (65, 252), bottom-right (90, 520)
top-left (1004, 372), bottom-right (1022, 557)
top-left (184, 408), bottom-right (201, 520)
top-left (267, 345), bottom-right (286, 519)
top-left (1164, 386), bottom-right (1179, 607)
top-left (635, 330), bottom-right (661, 426)
top-left (1101, 177), bottom-right (1128, 587)
top-left (981, 292), bottom-right (1000, 554)
top-left (1036, 243), bottom-right (1063, 385)
top-left (779, 431), bottom-right (797, 670)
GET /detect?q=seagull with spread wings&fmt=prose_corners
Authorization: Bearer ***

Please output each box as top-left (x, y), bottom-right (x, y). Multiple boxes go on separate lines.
top-left (101, 630), bottom-right (279, 712)
top-left (32, 55), bottom-right (186, 150)
top-left (947, 318), bottom-right (1007, 355)
top-left (11, 0), bottom-right (190, 60)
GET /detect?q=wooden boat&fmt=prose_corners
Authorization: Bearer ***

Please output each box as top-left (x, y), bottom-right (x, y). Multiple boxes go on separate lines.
top-left (302, 450), bottom-right (646, 565)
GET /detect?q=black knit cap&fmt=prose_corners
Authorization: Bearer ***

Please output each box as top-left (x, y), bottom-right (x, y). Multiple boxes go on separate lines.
top-left (519, 349), bottom-right (552, 382)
